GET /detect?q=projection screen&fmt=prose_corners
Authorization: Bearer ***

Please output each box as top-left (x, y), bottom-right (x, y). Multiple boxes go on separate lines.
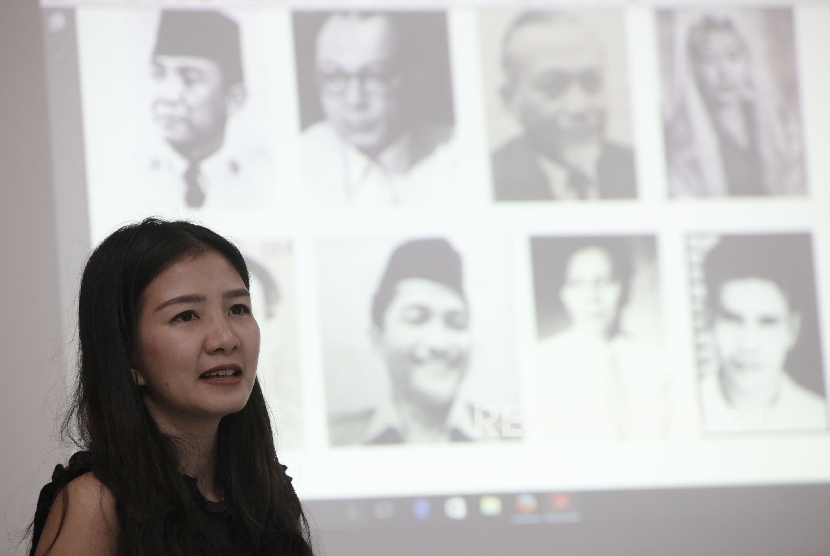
top-left (39, 0), bottom-right (830, 554)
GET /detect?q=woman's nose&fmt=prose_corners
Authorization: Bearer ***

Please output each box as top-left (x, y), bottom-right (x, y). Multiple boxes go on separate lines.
top-left (205, 316), bottom-right (239, 353)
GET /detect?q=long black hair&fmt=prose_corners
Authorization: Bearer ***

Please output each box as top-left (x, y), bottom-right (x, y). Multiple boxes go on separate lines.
top-left (54, 218), bottom-right (313, 555)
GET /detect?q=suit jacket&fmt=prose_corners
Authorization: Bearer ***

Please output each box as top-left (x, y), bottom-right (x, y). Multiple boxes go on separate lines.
top-left (492, 135), bottom-right (637, 201)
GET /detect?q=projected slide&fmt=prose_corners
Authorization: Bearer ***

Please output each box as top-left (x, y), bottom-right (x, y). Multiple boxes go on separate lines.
top-left (39, 0), bottom-right (830, 552)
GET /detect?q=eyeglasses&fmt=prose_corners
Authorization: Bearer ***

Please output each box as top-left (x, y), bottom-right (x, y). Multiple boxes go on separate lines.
top-left (532, 69), bottom-right (603, 99)
top-left (315, 69), bottom-right (402, 96)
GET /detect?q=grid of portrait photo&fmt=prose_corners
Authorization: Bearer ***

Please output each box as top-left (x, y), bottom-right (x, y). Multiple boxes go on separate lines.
top-left (54, 0), bottom-right (830, 455)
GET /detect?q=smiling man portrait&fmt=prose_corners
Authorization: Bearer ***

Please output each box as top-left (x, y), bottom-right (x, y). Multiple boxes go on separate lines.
top-left (328, 239), bottom-right (482, 445)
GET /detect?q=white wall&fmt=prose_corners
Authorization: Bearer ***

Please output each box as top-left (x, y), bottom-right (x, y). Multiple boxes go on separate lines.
top-left (0, 3), bottom-right (66, 554)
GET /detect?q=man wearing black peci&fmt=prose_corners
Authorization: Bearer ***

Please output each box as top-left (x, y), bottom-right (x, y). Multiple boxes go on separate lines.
top-left (328, 239), bottom-right (483, 445)
top-left (147, 10), bottom-right (270, 209)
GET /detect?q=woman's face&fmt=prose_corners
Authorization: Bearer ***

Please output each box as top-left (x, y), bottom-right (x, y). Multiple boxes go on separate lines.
top-left (133, 250), bottom-right (260, 432)
top-left (691, 28), bottom-right (751, 109)
top-left (559, 246), bottom-right (622, 337)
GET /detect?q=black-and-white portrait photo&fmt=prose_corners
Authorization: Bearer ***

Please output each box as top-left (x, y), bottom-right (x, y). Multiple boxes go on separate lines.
top-left (316, 236), bottom-right (518, 445)
top-left (531, 236), bottom-right (669, 435)
top-left (293, 11), bottom-right (469, 205)
top-left (689, 234), bottom-right (826, 433)
top-left (239, 241), bottom-right (306, 448)
top-left (147, 10), bottom-right (262, 209)
top-left (479, 10), bottom-right (637, 202)
top-left (77, 8), bottom-right (281, 241)
top-left (659, 9), bottom-right (806, 198)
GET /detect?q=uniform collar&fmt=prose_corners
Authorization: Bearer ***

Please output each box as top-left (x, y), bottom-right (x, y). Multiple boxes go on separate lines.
top-left (148, 139), bottom-right (243, 180)
top-left (363, 392), bottom-right (478, 444)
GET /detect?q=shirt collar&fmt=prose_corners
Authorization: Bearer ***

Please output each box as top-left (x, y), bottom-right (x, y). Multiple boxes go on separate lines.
top-left (375, 132), bottom-right (415, 175)
top-left (149, 139), bottom-right (242, 181)
top-left (535, 142), bottom-right (602, 200)
top-left (338, 131), bottom-right (416, 203)
top-left (362, 392), bottom-right (478, 444)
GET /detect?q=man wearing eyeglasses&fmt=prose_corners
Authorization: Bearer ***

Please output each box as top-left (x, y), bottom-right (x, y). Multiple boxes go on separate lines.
top-left (300, 12), bottom-right (460, 205)
top-left (492, 12), bottom-right (637, 201)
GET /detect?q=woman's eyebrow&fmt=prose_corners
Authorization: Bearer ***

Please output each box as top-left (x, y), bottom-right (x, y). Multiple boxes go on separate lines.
top-left (155, 289), bottom-right (249, 312)
top-left (224, 288), bottom-right (250, 300)
top-left (155, 294), bottom-right (206, 312)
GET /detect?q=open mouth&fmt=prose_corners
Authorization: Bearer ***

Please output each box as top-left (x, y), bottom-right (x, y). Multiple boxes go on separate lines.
top-left (199, 369), bottom-right (242, 379)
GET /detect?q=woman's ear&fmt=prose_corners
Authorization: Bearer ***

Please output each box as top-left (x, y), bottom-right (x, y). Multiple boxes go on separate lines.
top-left (130, 367), bottom-right (147, 386)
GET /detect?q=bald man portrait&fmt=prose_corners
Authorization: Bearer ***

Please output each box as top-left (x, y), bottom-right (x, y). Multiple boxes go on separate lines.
top-left (489, 11), bottom-right (637, 201)
top-left (293, 11), bottom-right (461, 206)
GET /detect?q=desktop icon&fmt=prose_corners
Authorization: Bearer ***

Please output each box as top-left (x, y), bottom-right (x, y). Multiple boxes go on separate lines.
top-left (550, 492), bottom-right (571, 512)
top-left (412, 498), bottom-right (431, 520)
top-left (514, 493), bottom-right (537, 514)
top-left (373, 500), bottom-right (395, 520)
top-left (444, 496), bottom-right (467, 520)
top-left (479, 496), bottom-right (502, 516)
top-left (344, 502), bottom-right (361, 522)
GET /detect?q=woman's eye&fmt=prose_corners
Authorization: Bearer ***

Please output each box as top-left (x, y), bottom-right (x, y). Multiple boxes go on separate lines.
top-left (173, 310), bottom-right (197, 323)
top-left (229, 304), bottom-right (251, 316)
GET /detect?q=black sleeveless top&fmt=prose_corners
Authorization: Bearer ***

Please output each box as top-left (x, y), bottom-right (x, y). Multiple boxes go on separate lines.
top-left (30, 451), bottom-right (234, 555)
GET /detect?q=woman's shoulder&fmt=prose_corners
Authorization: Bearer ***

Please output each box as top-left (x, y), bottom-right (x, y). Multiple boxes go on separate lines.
top-left (33, 472), bottom-right (118, 556)
top-left (61, 468), bottom-right (116, 506)
top-left (31, 451), bottom-right (118, 556)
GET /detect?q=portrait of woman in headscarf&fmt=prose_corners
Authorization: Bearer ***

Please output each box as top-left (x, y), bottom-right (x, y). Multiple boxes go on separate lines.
top-left (659, 8), bottom-right (805, 198)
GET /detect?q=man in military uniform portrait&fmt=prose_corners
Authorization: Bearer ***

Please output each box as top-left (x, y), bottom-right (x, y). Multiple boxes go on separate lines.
top-left (491, 11), bottom-right (637, 201)
top-left (145, 10), bottom-right (272, 210)
top-left (328, 239), bottom-right (483, 445)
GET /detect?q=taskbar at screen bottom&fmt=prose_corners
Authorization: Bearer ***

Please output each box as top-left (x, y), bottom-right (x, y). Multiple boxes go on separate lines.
top-left (304, 482), bottom-right (830, 556)
top-left (307, 490), bottom-right (582, 527)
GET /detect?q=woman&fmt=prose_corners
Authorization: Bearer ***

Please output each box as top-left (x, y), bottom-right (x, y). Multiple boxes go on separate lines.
top-left (533, 239), bottom-right (669, 437)
top-left (662, 10), bottom-right (804, 197)
top-left (29, 218), bottom-right (314, 555)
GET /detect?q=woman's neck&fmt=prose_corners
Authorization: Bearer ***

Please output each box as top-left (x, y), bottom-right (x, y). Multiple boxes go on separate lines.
top-left (145, 404), bottom-right (223, 501)
top-left (179, 435), bottom-right (221, 502)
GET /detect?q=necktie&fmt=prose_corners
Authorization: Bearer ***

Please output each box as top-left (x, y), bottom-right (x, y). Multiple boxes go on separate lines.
top-left (183, 161), bottom-right (205, 208)
top-left (567, 168), bottom-right (590, 199)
